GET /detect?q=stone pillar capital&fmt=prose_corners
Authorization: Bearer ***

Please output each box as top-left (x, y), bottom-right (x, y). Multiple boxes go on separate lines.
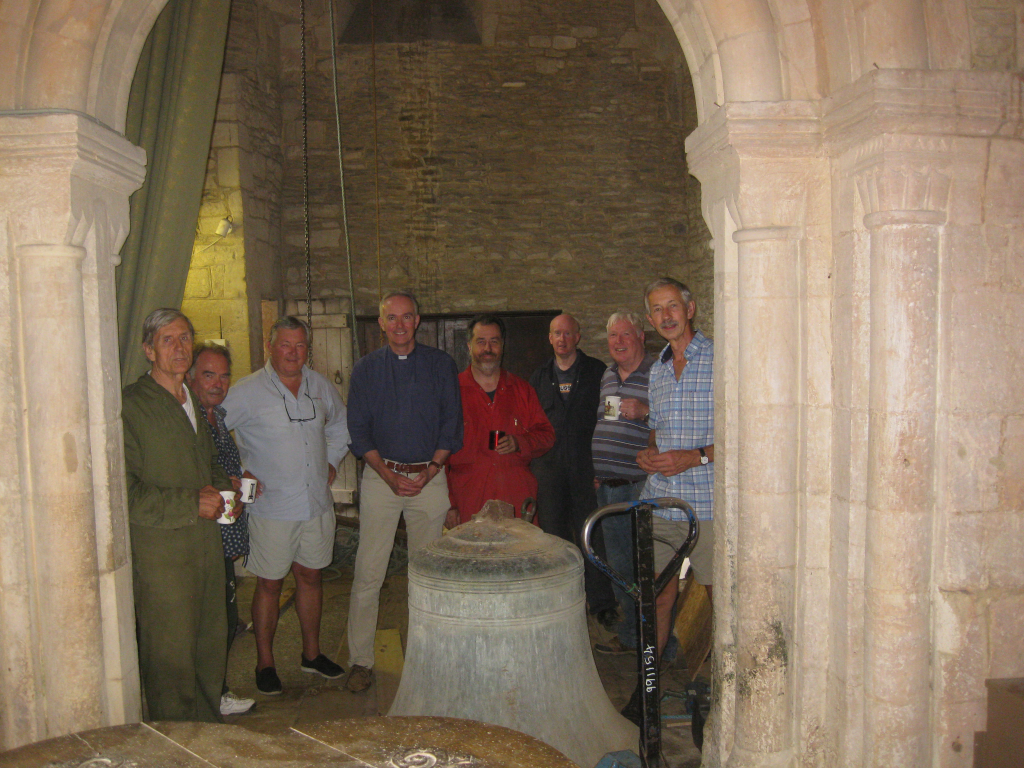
top-left (853, 153), bottom-right (952, 222)
top-left (0, 112), bottom-right (146, 248)
top-left (685, 101), bottom-right (823, 232)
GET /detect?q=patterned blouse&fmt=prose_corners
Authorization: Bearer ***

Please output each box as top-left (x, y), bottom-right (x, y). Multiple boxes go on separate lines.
top-left (200, 404), bottom-right (250, 557)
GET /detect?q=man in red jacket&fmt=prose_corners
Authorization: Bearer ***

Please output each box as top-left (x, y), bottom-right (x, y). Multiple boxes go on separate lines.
top-left (446, 315), bottom-right (555, 526)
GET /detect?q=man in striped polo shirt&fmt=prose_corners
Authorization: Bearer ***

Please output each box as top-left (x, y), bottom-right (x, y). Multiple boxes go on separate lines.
top-left (591, 311), bottom-right (655, 655)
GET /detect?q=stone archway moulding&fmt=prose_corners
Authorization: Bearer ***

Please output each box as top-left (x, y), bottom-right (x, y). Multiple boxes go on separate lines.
top-left (2, 0), bottom-right (1017, 764)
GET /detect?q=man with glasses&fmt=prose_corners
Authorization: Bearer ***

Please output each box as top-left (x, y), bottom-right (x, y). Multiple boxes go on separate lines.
top-left (223, 316), bottom-right (350, 696)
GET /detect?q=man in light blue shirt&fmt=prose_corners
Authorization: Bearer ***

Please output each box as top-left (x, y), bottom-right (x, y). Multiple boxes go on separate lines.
top-left (637, 277), bottom-right (715, 659)
top-left (223, 316), bottom-right (349, 695)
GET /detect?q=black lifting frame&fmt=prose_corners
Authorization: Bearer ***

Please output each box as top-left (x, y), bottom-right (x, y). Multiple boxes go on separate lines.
top-left (581, 498), bottom-right (699, 768)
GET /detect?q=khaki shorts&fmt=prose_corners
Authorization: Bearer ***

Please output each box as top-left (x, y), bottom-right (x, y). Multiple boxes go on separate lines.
top-left (245, 511), bottom-right (336, 580)
top-left (653, 515), bottom-right (713, 585)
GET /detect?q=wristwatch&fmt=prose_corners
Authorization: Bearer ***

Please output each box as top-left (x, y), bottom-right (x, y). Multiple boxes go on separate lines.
top-left (698, 447), bottom-right (709, 465)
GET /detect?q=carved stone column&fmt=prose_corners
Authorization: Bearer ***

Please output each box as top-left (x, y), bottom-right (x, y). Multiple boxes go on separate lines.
top-left (0, 113), bottom-right (146, 748)
top-left (686, 102), bottom-right (829, 768)
top-left (731, 224), bottom-right (801, 765)
top-left (857, 159), bottom-right (950, 767)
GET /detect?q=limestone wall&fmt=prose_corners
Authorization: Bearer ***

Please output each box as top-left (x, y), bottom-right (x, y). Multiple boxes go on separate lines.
top-left (268, 0), bottom-right (712, 356)
top-left (184, 0), bottom-right (286, 375)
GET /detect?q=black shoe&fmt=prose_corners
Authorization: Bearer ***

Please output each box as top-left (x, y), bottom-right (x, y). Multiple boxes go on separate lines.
top-left (595, 637), bottom-right (635, 655)
top-left (300, 653), bottom-right (345, 680)
top-left (255, 666), bottom-right (282, 695)
top-left (621, 685), bottom-right (642, 727)
top-left (595, 607), bottom-right (619, 631)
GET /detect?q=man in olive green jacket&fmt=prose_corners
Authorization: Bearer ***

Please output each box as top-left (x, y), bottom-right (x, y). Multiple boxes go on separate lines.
top-left (122, 308), bottom-right (236, 722)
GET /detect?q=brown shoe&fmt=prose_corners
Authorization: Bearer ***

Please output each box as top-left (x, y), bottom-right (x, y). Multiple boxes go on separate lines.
top-left (346, 664), bottom-right (372, 692)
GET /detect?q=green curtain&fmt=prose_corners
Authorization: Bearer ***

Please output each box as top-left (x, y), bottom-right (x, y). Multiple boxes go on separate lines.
top-left (116, 0), bottom-right (231, 386)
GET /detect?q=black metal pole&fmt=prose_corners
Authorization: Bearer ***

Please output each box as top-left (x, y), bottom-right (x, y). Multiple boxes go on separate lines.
top-left (633, 502), bottom-right (661, 768)
top-left (580, 498), bottom-right (698, 768)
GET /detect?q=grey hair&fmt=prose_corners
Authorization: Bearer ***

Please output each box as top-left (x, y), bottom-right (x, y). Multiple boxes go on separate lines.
top-left (643, 277), bottom-right (693, 314)
top-left (379, 290), bottom-right (419, 317)
top-left (141, 308), bottom-right (194, 347)
top-left (189, 342), bottom-right (232, 378)
top-left (269, 315), bottom-right (311, 346)
top-left (606, 311), bottom-right (645, 337)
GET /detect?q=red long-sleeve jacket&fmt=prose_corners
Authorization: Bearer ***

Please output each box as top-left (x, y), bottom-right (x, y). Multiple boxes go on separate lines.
top-left (447, 368), bottom-right (555, 524)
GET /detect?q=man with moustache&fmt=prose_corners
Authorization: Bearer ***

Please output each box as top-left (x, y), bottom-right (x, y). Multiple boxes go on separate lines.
top-left (187, 343), bottom-right (258, 716)
top-left (122, 308), bottom-right (237, 722)
top-left (446, 315), bottom-right (554, 526)
top-left (224, 316), bottom-right (350, 696)
top-left (637, 277), bottom-right (715, 657)
top-left (345, 290), bottom-right (462, 692)
top-left (529, 313), bottom-right (618, 629)
top-left (590, 311), bottom-right (656, 656)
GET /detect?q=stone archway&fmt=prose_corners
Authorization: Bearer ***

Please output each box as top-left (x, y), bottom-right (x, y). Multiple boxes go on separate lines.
top-left (3, 2), bottom-right (1023, 767)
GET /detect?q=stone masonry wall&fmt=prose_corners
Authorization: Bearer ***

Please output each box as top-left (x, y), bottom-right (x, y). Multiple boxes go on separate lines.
top-left (185, 0), bottom-right (285, 375)
top-left (273, 0), bottom-right (711, 357)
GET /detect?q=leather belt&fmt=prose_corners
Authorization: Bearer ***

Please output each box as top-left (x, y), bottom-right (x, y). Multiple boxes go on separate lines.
top-left (601, 478), bottom-right (640, 488)
top-left (384, 459), bottom-right (430, 474)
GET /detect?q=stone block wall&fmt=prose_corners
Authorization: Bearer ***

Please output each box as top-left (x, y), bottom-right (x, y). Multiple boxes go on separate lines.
top-left (931, 133), bottom-right (1024, 767)
top-left (269, 0), bottom-right (711, 357)
top-left (185, 0), bottom-right (286, 375)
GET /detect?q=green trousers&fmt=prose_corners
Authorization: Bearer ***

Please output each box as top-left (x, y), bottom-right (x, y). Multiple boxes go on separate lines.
top-left (131, 518), bottom-right (227, 722)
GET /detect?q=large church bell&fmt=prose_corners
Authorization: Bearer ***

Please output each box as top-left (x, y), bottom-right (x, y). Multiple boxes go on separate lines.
top-left (388, 517), bottom-right (638, 767)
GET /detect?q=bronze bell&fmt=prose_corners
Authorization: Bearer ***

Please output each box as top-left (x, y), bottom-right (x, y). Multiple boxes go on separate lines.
top-left (389, 517), bottom-right (637, 767)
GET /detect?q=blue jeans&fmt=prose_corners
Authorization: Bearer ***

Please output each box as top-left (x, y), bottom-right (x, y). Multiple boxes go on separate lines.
top-left (596, 479), bottom-right (646, 649)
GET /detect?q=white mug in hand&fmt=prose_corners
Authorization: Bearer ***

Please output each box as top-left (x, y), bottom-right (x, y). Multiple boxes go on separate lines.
top-left (604, 395), bottom-right (621, 420)
top-left (239, 477), bottom-right (257, 504)
top-left (217, 490), bottom-right (237, 524)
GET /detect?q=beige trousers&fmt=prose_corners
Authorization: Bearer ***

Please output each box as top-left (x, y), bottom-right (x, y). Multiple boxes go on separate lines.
top-left (346, 464), bottom-right (449, 669)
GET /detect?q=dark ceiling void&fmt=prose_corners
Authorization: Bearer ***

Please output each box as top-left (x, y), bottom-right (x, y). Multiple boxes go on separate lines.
top-left (340, 0), bottom-right (482, 43)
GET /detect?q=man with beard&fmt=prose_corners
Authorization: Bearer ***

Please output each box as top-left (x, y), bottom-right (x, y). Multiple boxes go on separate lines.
top-left (445, 315), bottom-right (554, 526)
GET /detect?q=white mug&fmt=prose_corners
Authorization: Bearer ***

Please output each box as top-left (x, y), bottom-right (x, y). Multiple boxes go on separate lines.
top-left (217, 490), bottom-right (237, 525)
top-left (239, 477), bottom-right (257, 504)
top-left (604, 395), bottom-right (621, 420)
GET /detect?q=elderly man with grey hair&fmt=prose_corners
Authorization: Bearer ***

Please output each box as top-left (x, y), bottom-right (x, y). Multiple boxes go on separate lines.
top-left (122, 308), bottom-right (237, 722)
top-left (223, 315), bottom-right (350, 696)
top-left (590, 310), bottom-right (656, 656)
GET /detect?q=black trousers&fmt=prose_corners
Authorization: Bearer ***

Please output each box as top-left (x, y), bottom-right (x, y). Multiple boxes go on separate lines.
top-left (534, 464), bottom-right (617, 614)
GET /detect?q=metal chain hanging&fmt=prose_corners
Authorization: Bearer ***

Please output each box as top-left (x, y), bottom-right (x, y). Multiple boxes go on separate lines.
top-left (299, 0), bottom-right (313, 349)
top-left (327, 0), bottom-right (360, 357)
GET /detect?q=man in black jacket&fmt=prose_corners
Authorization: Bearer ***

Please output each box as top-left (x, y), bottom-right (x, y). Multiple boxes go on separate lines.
top-left (530, 314), bottom-right (618, 628)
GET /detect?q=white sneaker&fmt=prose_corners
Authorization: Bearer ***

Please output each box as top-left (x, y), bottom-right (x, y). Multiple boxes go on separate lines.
top-left (220, 691), bottom-right (255, 715)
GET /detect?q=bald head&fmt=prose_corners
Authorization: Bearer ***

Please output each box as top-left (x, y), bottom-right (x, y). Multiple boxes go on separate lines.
top-left (549, 313), bottom-right (582, 366)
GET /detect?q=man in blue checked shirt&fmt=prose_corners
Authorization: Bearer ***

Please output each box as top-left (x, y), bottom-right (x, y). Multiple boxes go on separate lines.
top-left (636, 277), bottom-right (715, 660)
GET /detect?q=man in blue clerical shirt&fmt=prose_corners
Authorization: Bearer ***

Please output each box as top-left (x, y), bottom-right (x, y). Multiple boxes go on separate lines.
top-left (344, 290), bottom-right (462, 693)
